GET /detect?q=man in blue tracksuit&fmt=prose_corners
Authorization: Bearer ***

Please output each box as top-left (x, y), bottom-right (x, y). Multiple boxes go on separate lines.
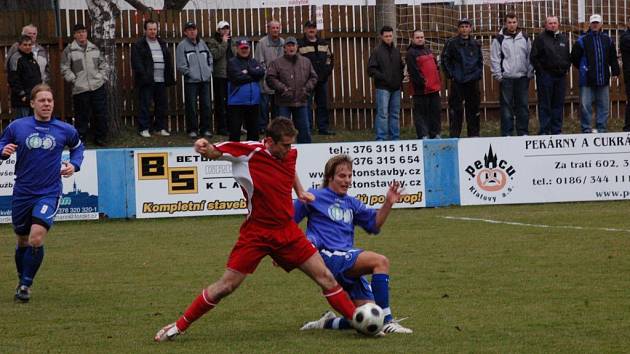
top-left (570, 14), bottom-right (620, 133)
top-left (0, 84), bottom-right (84, 302)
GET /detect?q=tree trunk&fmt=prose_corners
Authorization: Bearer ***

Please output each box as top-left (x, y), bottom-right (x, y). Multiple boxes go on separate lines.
top-left (86, 0), bottom-right (122, 136)
top-left (375, 0), bottom-right (396, 41)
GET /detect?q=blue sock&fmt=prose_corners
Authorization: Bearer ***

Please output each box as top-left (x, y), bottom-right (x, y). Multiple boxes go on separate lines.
top-left (15, 246), bottom-right (28, 280)
top-left (324, 317), bottom-right (353, 330)
top-left (372, 273), bottom-right (393, 323)
top-left (21, 246), bottom-right (44, 287)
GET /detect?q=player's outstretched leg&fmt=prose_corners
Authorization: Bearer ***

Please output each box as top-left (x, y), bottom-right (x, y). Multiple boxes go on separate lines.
top-left (155, 269), bottom-right (246, 342)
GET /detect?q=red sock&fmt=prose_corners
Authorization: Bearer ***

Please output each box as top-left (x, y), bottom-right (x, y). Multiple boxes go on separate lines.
top-left (176, 289), bottom-right (217, 331)
top-left (323, 285), bottom-right (356, 319)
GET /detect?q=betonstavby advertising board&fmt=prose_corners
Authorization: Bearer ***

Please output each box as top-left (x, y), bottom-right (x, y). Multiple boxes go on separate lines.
top-left (458, 133), bottom-right (630, 205)
top-left (135, 141), bottom-right (426, 218)
top-left (0, 150), bottom-right (99, 223)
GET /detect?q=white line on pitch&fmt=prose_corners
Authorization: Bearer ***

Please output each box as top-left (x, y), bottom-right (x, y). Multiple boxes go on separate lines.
top-left (441, 216), bottom-right (630, 233)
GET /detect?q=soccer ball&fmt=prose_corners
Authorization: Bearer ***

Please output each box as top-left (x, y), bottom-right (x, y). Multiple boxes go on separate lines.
top-left (352, 303), bottom-right (385, 336)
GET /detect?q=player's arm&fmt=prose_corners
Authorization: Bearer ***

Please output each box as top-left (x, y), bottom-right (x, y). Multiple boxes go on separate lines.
top-left (375, 181), bottom-right (402, 229)
top-left (0, 126), bottom-right (17, 160)
top-left (293, 174), bottom-right (314, 203)
top-left (194, 138), bottom-right (223, 159)
top-left (62, 129), bottom-right (85, 177)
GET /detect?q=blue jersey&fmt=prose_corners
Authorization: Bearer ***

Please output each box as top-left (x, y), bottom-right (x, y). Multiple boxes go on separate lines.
top-left (0, 116), bottom-right (84, 197)
top-left (294, 187), bottom-right (379, 251)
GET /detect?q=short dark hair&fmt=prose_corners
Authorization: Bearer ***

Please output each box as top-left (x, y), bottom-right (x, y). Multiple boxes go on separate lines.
top-left (322, 155), bottom-right (353, 188)
top-left (144, 19), bottom-right (158, 30)
top-left (505, 13), bottom-right (517, 22)
top-left (412, 29), bottom-right (423, 36)
top-left (380, 25), bottom-right (394, 35)
top-left (266, 117), bottom-right (298, 142)
top-left (18, 35), bottom-right (32, 44)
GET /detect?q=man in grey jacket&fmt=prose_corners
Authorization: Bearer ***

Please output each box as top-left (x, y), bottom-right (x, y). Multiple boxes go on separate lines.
top-left (176, 21), bottom-right (213, 138)
top-left (60, 24), bottom-right (109, 146)
top-left (254, 20), bottom-right (284, 133)
top-left (490, 13), bottom-right (534, 136)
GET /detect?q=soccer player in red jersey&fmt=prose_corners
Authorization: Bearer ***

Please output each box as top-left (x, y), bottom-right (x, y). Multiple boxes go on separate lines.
top-left (155, 117), bottom-right (356, 341)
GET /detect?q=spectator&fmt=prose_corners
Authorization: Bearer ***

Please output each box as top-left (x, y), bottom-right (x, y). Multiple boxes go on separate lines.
top-left (490, 13), bottom-right (534, 137)
top-left (405, 30), bottom-right (442, 139)
top-left (620, 17), bottom-right (630, 132)
top-left (226, 39), bottom-right (265, 142)
top-left (298, 21), bottom-right (335, 135)
top-left (570, 14), bottom-right (620, 133)
top-left (208, 20), bottom-right (233, 136)
top-left (441, 18), bottom-right (483, 138)
top-left (7, 35), bottom-right (42, 119)
top-left (6, 24), bottom-right (50, 84)
top-left (367, 25), bottom-right (404, 141)
top-left (266, 37), bottom-right (317, 144)
top-left (131, 20), bottom-right (176, 138)
top-left (60, 24), bottom-right (109, 146)
top-left (176, 21), bottom-right (213, 139)
top-left (255, 20), bottom-right (284, 133)
top-left (530, 16), bottom-right (571, 135)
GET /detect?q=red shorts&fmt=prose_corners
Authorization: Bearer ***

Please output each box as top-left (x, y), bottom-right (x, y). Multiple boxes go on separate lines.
top-left (226, 220), bottom-right (317, 274)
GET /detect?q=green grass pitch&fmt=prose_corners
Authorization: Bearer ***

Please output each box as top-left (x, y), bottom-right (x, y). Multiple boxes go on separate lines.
top-left (1, 201), bottom-right (629, 353)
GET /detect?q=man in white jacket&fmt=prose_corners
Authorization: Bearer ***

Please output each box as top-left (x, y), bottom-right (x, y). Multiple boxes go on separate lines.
top-left (490, 13), bottom-right (534, 136)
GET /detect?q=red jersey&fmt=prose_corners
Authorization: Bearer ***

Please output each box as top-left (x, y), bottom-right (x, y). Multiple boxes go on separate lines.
top-left (214, 141), bottom-right (297, 228)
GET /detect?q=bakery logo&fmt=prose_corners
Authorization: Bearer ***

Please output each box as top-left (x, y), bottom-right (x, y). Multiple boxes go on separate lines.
top-left (464, 145), bottom-right (516, 202)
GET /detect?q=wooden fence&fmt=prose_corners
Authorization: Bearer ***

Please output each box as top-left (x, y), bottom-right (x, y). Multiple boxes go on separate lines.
top-left (0, 1), bottom-right (628, 132)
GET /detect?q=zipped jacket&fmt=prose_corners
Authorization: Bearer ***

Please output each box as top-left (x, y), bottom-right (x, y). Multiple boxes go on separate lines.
top-left (227, 56), bottom-right (265, 106)
top-left (441, 35), bottom-right (483, 83)
top-left (61, 40), bottom-right (109, 96)
top-left (405, 44), bottom-right (441, 95)
top-left (176, 37), bottom-right (213, 83)
top-left (490, 28), bottom-right (534, 80)
top-left (367, 42), bottom-right (404, 91)
top-left (298, 36), bottom-right (333, 82)
top-left (530, 29), bottom-right (571, 77)
top-left (570, 30), bottom-right (620, 87)
top-left (266, 54), bottom-right (318, 107)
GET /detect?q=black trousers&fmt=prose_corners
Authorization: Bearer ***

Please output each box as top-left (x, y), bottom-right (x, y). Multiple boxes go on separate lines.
top-left (412, 92), bottom-right (441, 138)
top-left (73, 85), bottom-right (108, 142)
top-left (137, 82), bottom-right (167, 132)
top-left (228, 104), bottom-right (259, 142)
top-left (448, 80), bottom-right (480, 137)
top-left (213, 77), bottom-right (228, 133)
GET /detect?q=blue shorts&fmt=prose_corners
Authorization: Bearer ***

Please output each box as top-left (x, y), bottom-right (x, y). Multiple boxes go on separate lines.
top-left (319, 248), bottom-right (374, 301)
top-left (12, 195), bottom-right (60, 236)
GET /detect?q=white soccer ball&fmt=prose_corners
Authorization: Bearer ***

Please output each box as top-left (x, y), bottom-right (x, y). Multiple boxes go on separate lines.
top-left (352, 303), bottom-right (385, 336)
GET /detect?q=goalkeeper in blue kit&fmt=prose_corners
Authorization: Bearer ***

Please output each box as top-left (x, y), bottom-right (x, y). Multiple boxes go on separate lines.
top-left (294, 154), bottom-right (412, 334)
top-left (0, 84), bottom-right (84, 302)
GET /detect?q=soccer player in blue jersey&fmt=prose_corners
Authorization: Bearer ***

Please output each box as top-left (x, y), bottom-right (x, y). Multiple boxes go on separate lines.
top-left (294, 154), bottom-right (413, 334)
top-left (0, 84), bottom-right (85, 302)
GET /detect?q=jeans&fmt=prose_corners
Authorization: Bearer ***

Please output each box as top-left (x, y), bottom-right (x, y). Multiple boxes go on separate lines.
top-left (137, 82), bottom-right (168, 132)
top-left (277, 106), bottom-right (311, 143)
top-left (73, 85), bottom-right (108, 142)
top-left (13, 106), bottom-right (32, 119)
top-left (184, 82), bottom-right (212, 134)
top-left (375, 89), bottom-right (401, 141)
top-left (580, 86), bottom-right (610, 133)
top-left (412, 92), bottom-right (441, 139)
top-left (448, 80), bottom-right (480, 138)
top-left (228, 105), bottom-right (260, 142)
top-left (536, 71), bottom-right (566, 135)
top-left (258, 93), bottom-right (278, 132)
top-left (500, 77), bottom-right (530, 136)
top-left (213, 77), bottom-right (228, 133)
top-left (307, 80), bottom-right (330, 133)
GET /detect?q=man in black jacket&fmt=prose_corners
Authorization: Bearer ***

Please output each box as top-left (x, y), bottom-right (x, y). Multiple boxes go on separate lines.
top-left (530, 16), bottom-right (571, 135)
top-left (619, 18), bottom-right (630, 132)
top-left (131, 20), bottom-right (176, 138)
top-left (368, 26), bottom-right (404, 141)
top-left (298, 21), bottom-right (335, 135)
top-left (441, 18), bottom-right (483, 138)
top-left (7, 35), bottom-right (42, 119)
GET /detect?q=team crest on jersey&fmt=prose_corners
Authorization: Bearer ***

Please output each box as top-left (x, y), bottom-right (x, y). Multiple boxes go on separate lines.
top-left (26, 133), bottom-right (56, 151)
top-left (328, 203), bottom-right (353, 224)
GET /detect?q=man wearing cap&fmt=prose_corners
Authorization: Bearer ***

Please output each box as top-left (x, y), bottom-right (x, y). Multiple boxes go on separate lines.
top-left (530, 16), bottom-right (571, 135)
top-left (266, 36), bottom-right (318, 144)
top-left (490, 13), bottom-right (534, 136)
top-left (619, 17), bottom-right (630, 132)
top-left (441, 18), bottom-right (483, 138)
top-left (60, 24), bottom-right (109, 146)
top-left (255, 20), bottom-right (284, 133)
top-left (131, 20), bottom-right (176, 138)
top-left (298, 21), bottom-right (335, 135)
top-left (367, 25), bottom-right (404, 141)
top-left (176, 21), bottom-right (213, 138)
top-left (208, 20), bottom-right (234, 136)
top-left (226, 38), bottom-right (265, 142)
top-left (570, 14), bottom-right (619, 133)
